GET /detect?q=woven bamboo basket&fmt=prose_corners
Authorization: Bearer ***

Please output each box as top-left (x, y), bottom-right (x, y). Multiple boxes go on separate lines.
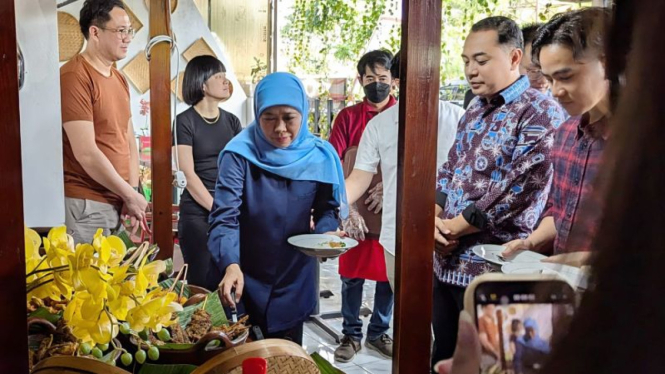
top-left (191, 339), bottom-right (320, 374)
top-left (122, 51), bottom-right (150, 94)
top-left (183, 38), bottom-right (217, 62)
top-left (144, 0), bottom-right (178, 14)
top-left (171, 71), bottom-right (185, 102)
top-left (57, 12), bottom-right (84, 62)
top-left (31, 356), bottom-right (130, 374)
top-left (123, 3), bottom-right (144, 33)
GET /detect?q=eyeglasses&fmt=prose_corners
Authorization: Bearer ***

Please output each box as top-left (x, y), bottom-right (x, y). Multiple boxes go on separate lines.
top-left (100, 27), bottom-right (136, 39)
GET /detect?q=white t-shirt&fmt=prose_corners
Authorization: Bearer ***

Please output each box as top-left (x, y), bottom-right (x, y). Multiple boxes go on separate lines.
top-left (354, 100), bottom-right (463, 259)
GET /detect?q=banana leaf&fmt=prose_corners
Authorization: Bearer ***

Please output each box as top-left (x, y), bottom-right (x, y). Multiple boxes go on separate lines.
top-left (137, 363), bottom-right (197, 374)
top-left (28, 307), bottom-right (62, 325)
top-left (311, 352), bottom-right (346, 374)
top-left (177, 290), bottom-right (228, 329)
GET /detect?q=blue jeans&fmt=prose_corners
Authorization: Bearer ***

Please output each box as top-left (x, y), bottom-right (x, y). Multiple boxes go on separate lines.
top-left (341, 277), bottom-right (394, 341)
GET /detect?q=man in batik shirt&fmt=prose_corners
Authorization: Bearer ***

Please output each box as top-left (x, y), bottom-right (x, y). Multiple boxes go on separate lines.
top-left (430, 16), bottom-right (565, 370)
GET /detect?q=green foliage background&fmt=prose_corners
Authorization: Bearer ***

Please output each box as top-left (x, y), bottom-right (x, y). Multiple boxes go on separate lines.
top-left (282, 0), bottom-right (591, 83)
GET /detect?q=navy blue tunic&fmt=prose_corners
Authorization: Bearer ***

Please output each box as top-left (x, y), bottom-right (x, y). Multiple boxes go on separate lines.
top-left (206, 152), bottom-right (340, 333)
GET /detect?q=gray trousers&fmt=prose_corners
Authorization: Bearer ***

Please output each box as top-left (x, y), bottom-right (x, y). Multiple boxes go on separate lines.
top-left (64, 197), bottom-right (120, 244)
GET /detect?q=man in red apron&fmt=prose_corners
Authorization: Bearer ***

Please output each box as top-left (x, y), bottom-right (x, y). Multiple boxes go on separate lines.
top-left (328, 50), bottom-right (396, 363)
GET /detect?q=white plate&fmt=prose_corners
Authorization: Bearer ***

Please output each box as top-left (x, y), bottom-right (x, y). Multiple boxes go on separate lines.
top-left (501, 262), bottom-right (588, 290)
top-left (287, 234), bottom-right (358, 258)
top-left (471, 244), bottom-right (547, 266)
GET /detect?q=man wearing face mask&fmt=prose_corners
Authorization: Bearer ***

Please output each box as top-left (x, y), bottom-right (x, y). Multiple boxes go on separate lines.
top-left (328, 50), bottom-right (396, 363)
top-left (342, 50), bottom-right (464, 362)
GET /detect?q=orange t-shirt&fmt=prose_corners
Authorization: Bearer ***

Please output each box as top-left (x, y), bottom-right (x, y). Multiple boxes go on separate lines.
top-left (60, 54), bottom-right (131, 207)
top-left (479, 315), bottom-right (500, 352)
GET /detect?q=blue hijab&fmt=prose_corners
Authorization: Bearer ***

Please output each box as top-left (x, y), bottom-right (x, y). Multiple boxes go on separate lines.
top-left (518, 318), bottom-right (551, 353)
top-left (222, 72), bottom-right (348, 218)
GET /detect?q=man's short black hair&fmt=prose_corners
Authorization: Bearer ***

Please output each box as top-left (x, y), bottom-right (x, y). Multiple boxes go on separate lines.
top-left (357, 50), bottom-right (394, 78)
top-left (521, 23), bottom-right (543, 46)
top-left (532, 7), bottom-right (610, 66)
top-left (390, 50), bottom-right (401, 80)
top-left (79, 0), bottom-right (126, 39)
top-left (182, 55), bottom-right (227, 106)
top-left (471, 16), bottom-right (524, 50)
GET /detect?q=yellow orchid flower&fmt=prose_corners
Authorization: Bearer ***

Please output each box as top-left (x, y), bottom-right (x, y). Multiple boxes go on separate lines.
top-left (126, 289), bottom-right (182, 332)
top-left (135, 256), bottom-right (166, 292)
top-left (106, 265), bottom-right (139, 320)
top-left (47, 226), bottom-right (74, 252)
top-left (25, 227), bottom-right (42, 264)
top-left (92, 229), bottom-right (127, 271)
top-left (68, 243), bottom-right (111, 300)
top-left (64, 291), bottom-right (118, 345)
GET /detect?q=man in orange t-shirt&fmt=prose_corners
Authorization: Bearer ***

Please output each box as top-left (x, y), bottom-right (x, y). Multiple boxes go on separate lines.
top-left (60, 0), bottom-right (146, 243)
top-left (478, 304), bottom-right (501, 370)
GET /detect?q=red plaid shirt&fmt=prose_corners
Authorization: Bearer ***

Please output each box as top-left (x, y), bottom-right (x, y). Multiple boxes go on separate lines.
top-left (546, 115), bottom-right (608, 254)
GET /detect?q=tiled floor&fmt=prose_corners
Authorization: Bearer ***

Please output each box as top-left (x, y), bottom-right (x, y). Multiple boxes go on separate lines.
top-left (304, 257), bottom-right (393, 374)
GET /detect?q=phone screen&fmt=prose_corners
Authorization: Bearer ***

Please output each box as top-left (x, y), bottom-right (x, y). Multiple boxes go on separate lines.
top-left (473, 280), bottom-right (575, 374)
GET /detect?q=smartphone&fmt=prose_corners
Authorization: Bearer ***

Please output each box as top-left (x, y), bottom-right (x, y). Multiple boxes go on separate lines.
top-left (464, 274), bottom-right (576, 374)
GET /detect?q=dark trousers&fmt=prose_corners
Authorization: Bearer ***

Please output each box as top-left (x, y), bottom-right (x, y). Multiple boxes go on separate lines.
top-left (431, 277), bottom-right (465, 373)
top-left (178, 199), bottom-right (212, 287)
top-left (264, 322), bottom-right (304, 345)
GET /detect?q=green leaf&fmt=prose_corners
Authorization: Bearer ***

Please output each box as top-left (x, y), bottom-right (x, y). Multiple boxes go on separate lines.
top-left (28, 307), bottom-right (62, 325)
top-left (112, 230), bottom-right (136, 251)
top-left (152, 342), bottom-right (195, 350)
top-left (163, 258), bottom-right (174, 277)
top-left (177, 290), bottom-right (228, 329)
top-left (138, 363), bottom-right (197, 374)
top-left (310, 352), bottom-right (346, 374)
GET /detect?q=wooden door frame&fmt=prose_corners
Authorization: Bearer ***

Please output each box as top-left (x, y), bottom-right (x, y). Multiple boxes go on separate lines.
top-left (149, 0), bottom-right (174, 260)
top-left (0, 0), bottom-right (29, 371)
top-left (393, 0), bottom-right (442, 372)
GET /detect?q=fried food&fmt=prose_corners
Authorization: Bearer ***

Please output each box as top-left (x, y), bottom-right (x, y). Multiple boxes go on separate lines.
top-left (186, 309), bottom-right (212, 342)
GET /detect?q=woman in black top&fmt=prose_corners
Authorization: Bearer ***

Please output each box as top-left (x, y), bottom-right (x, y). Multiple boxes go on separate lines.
top-left (174, 55), bottom-right (242, 286)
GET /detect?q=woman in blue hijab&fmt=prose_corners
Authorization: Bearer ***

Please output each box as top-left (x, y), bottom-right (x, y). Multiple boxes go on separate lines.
top-left (517, 318), bottom-right (551, 374)
top-left (206, 72), bottom-right (348, 344)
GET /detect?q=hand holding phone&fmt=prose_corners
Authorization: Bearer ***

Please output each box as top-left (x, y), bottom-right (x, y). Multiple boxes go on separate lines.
top-left (464, 274), bottom-right (576, 374)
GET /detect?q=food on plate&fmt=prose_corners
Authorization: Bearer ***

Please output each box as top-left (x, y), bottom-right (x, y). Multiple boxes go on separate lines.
top-left (322, 240), bottom-right (346, 249)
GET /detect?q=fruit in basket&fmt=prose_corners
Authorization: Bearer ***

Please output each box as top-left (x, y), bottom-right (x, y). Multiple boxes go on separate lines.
top-left (121, 352), bottom-right (133, 366)
top-left (119, 322), bottom-right (131, 335)
top-left (91, 347), bottom-right (103, 359)
top-left (157, 328), bottom-right (171, 342)
top-left (148, 346), bottom-right (160, 361)
top-left (79, 342), bottom-right (91, 355)
top-left (135, 349), bottom-right (147, 364)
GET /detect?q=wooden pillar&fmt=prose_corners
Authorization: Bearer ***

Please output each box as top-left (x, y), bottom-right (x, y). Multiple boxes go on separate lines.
top-left (0, 0), bottom-right (29, 372)
top-left (393, 0), bottom-right (442, 373)
top-left (149, 0), bottom-right (174, 259)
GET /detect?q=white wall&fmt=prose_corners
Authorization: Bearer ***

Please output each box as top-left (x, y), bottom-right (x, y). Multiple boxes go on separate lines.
top-left (16, 0), bottom-right (65, 228)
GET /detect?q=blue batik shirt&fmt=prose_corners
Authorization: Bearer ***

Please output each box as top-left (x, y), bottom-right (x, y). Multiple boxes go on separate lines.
top-left (435, 75), bottom-right (566, 287)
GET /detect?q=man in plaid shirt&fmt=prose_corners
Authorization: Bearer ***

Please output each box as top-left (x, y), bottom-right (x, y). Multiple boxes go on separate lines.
top-left (502, 8), bottom-right (611, 262)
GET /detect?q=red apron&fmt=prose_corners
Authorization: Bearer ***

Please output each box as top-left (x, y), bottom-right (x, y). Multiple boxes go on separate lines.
top-left (329, 98), bottom-right (396, 282)
top-left (339, 238), bottom-right (388, 281)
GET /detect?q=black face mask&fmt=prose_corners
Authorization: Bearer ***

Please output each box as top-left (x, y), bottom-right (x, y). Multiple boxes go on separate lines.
top-left (363, 82), bottom-right (392, 103)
